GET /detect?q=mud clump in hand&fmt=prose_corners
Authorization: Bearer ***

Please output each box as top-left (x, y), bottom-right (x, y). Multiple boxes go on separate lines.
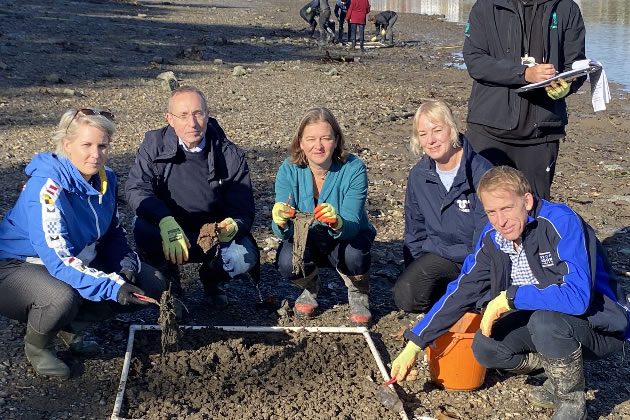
top-left (197, 222), bottom-right (219, 255)
top-left (291, 212), bottom-right (315, 277)
top-left (158, 285), bottom-right (182, 355)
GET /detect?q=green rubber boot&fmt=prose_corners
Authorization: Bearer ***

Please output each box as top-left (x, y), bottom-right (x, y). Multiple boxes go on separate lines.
top-left (24, 324), bottom-right (71, 379)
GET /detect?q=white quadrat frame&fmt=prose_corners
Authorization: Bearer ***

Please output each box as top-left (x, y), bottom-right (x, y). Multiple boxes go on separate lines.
top-left (111, 325), bottom-right (409, 420)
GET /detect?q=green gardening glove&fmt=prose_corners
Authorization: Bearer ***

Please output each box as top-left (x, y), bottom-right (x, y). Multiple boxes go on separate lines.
top-left (545, 78), bottom-right (571, 100)
top-left (391, 341), bottom-right (421, 382)
top-left (306, 7), bottom-right (312, 13)
top-left (217, 217), bottom-right (238, 242)
top-left (159, 216), bottom-right (190, 264)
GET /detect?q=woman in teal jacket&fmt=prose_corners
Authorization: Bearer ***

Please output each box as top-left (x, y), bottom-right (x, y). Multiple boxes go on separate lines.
top-left (272, 107), bottom-right (376, 325)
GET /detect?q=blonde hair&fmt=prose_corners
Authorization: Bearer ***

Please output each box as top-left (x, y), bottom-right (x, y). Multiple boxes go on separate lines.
top-left (478, 166), bottom-right (532, 196)
top-left (289, 107), bottom-right (348, 166)
top-left (410, 100), bottom-right (461, 156)
top-left (53, 109), bottom-right (115, 158)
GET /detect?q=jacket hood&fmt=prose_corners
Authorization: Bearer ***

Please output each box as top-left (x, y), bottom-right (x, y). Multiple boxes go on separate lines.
top-left (25, 153), bottom-right (100, 196)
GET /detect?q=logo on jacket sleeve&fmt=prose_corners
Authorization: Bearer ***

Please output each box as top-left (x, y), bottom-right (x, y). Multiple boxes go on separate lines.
top-left (456, 199), bottom-right (471, 213)
top-left (539, 252), bottom-right (554, 267)
top-left (551, 12), bottom-right (558, 29)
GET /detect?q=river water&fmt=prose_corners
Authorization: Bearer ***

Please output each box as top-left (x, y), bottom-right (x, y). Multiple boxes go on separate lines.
top-left (369, 0), bottom-right (630, 89)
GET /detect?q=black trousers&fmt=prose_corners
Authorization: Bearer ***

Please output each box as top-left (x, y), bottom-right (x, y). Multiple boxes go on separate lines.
top-left (472, 310), bottom-right (624, 368)
top-left (465, 129), bottom-right (560, 200)
top-left (0, 259), bottom-right (166, 334)
top-left (276, 225), bottom-right (374, 280)
top-left (393, 253), bottom-right (462, 313)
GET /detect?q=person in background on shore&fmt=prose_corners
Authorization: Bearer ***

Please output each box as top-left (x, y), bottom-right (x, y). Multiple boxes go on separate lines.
top-left (307, 0), bottom-right (333, 46)
top-left (391, 166), bottom-right (629, 420)
top-left (0, 109), bottom-right (167, 378)
top-left (368, 10), bottom-right (397, 45)
top-left (463, 0), bottom-right (586, 200)
top-left (272, 107), bottom-right (376, 326)
top-left (334, 0), bottom-right (351, 45)
top-left (300, 1), bottom-right (320, 37)
top-left (393, 101), bottom-right (492, 315)
top-left (125, 86), bottom-right (259, 316)
top-left (345, 0), bottom-right (370, 51)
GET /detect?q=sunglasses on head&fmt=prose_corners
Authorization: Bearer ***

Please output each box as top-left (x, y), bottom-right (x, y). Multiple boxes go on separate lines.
top-left (66, 108), bottom-right (115, 134)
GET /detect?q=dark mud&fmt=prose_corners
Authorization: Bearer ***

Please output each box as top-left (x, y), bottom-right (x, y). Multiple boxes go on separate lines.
top-left (124, 328), bottom-right (399, 419)
top-left (291, 212), bottom-right (315, 277)
top-left (158, 286), bottom-right (182, 354)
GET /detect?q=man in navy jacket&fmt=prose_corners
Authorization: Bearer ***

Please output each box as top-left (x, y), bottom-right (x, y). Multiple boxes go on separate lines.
top-left (125, 86), bottom-right (258, 312)
top-left (391, 166), bottom-right (629, 420)
top-left (463, 0), bottom-right (586, 200)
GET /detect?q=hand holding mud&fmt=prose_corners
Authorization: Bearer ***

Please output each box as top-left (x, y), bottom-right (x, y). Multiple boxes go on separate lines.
top-left (546, 77), bottom-right (572, 100)
top-left (158, 216), bottom-right (190, 264)
top-left (272, 202), bottom-right (296, 228)
top-left (391, 341), bottom-right (421, 382)
top-left (480, 291), bottom-right (510, 336)
top-left (314, 203), bottom-right (343, 230)
top-left (217, 217), bottom-right (238, 242)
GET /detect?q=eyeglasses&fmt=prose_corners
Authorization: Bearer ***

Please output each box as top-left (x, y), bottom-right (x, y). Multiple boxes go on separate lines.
top-left (66, 108), bottom-right (115, 134)
top-left (168, 110), bottom-right (207, 122)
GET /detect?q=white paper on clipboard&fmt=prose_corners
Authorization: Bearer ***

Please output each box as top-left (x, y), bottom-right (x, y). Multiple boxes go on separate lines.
top-left (515, 62), bottom-right (601, 93)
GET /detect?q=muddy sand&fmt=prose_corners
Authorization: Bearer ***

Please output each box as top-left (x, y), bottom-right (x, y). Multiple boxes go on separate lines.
top-left (1, 0), bottom-right (630, 419)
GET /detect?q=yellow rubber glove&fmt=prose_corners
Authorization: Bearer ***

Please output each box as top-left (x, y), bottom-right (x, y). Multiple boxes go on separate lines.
top-left (217, 217), bottom-right (238, 242)
top-left (381, 28), bottom-right (386, 36)
top-left (391, 341), bottom-right (421, 382)
top-left (159, 216), bottom-right (190, 265)
top-left (272, 202), bottom-right (296, 228)
top-left (306, 7), bottom-right (312, 13)
top-left (314, 203), bottom-right (343, 230)
top-left (371, 36), bottom-right (378, 42)
top-left (480, 291), bottom-right (511, 337)
top-left (545, 78), bottom-right (571, 100)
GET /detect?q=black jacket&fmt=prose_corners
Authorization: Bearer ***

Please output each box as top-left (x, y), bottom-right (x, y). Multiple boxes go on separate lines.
top-left (125, 118), bottom-right (255, 237)
top-left (463, 0), bottom-right (586, 131)
top-left (406, 198), bottom-right (630, 348)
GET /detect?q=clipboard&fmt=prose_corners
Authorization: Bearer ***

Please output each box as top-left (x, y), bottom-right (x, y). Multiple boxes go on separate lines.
top-left (515, 64), bottom-right (601, 93)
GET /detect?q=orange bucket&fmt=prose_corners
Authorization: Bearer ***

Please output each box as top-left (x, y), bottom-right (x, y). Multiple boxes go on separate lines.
top-left (426, 312), bottom-right (486, 391)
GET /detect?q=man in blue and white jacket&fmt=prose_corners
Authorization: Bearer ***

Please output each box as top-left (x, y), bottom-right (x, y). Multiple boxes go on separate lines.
top-left (391, 166), bottom-right (629, 420)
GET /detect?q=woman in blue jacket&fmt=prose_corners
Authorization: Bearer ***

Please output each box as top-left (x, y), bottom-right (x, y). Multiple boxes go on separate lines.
top-left (0, 109), bottom-right (166, 379)
top-left (272, 107), bottom-right (376, 325)
top-left (393, 101), bottom-right (492, 313)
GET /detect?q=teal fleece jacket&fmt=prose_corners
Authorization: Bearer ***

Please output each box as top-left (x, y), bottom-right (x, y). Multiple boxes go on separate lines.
top-left (272, 154), bottom-right (376, 241)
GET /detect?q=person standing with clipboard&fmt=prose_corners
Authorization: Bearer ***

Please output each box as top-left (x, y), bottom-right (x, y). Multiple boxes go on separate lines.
top-left (463, 0), bottom-right (586, 200)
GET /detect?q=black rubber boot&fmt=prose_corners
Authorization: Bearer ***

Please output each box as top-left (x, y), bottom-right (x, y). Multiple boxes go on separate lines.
top-left (351, 40), bottom-right (356, 50)
top-left (360, 40), bottom-right (365, 52)
top-left (544, 346), bottom-right (587, 420)
top-left (24, 324), bottom-right (71, 379)
top-left (292, 267), bottom-right (320, 318)
top-left (529, 378), bottom-right (556, 409)
top-left (57, 321), bottom-right (99, 355)
top-left (505, 352), bottom-right (544, 375)
top-left (337, 269), bottom-right (371, 326)
top-left (200, 257), bottom-right (231, 309)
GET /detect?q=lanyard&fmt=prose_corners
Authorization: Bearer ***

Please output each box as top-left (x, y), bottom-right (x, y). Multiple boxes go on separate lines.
top-left (515, 0), bottom-right (539, 57)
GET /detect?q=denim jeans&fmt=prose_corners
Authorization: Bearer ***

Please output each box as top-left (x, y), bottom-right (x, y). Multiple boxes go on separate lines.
top-left (350, 23), bottom-right (365, 45)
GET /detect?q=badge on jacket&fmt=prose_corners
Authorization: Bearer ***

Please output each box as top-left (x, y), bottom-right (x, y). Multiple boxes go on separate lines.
top-left (539, 252), bottom-right (554, 267)
top-left (456, 199), bottom-right (471, 213)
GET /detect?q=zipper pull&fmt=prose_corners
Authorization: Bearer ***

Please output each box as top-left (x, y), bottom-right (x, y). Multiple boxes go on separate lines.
top-left (98, 194), bottom-right (103, 205)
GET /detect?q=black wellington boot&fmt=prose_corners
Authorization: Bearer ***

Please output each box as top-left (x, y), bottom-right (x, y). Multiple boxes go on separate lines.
top-left (25, 324), bottom-right (71, 378)
top-left (544, 346), bottom-right (587, 420)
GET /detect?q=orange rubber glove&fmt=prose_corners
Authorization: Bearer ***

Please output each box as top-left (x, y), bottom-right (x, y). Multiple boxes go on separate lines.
top-left (314, 203), bottom-right (343, 230)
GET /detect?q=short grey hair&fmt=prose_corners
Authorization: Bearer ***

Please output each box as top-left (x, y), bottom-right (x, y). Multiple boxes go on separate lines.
top-left (53, 109), bottom-right (115, 158)
top-left (410, 100), bottom-right (461, 156)
top-left (167, 86), bottom-right (208, 113)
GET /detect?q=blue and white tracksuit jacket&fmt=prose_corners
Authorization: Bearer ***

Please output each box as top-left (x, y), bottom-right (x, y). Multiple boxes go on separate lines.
top-left (0, 153), bottom-right (139, 302)
top-left (405, 198), bottom-right (630, 348)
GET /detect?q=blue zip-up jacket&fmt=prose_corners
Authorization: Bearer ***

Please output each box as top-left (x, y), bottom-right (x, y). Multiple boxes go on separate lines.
top-left (125, 118), bottom-right (255, 237)
top-left (403, 136), bottom-right (493, 266)
top-left (272, 154), bottom-right (376, 242)
top-left (334, 0), bottom-right (349, 17)
top-left (463, 0), bottom-right (586, 131)
top-left (405, 198), bottom-right (630, 348)
top-left (0, 153), bottom-right (138, 302)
